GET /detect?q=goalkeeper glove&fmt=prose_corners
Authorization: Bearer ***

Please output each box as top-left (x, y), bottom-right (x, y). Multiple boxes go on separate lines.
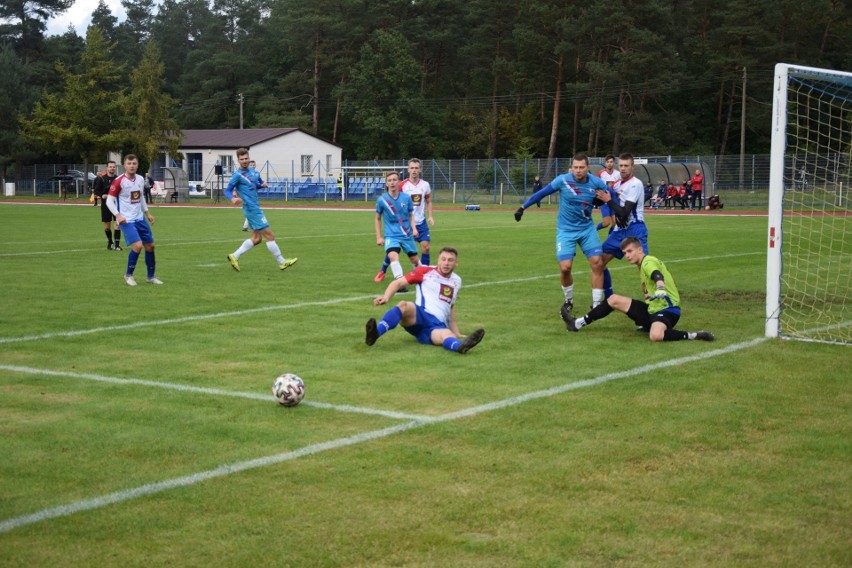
top-left (651, 287), bottom-right (668, 301)
top-left (514, 207), bottom-right (525, 222)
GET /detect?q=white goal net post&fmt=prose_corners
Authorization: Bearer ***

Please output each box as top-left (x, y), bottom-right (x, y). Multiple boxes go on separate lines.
top-left (766, 63), bottom-right (851, 344)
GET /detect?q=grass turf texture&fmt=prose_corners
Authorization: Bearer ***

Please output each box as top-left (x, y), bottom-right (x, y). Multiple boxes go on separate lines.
top-left (0, 203), bottom-right (849, 567)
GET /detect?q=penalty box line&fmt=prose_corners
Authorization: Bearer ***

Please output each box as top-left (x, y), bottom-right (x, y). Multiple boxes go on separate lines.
top-left (0, 336), bottom-right (767, 534)
top-left (0, 251), bottom-right (762, 346)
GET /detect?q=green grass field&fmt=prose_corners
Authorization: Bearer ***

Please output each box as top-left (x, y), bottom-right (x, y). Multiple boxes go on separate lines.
top-left (0, 202), bottom-right (849, 567)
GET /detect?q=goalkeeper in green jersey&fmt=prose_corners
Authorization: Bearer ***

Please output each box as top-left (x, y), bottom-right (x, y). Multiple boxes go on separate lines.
top-left (561, 236), bottom-right (715, 342)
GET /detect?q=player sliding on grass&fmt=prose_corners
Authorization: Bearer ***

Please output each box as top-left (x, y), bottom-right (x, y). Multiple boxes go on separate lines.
top-left (561, 236), bottom-right (715, 342)
top-left (366, 247), bottom-right (485, 354)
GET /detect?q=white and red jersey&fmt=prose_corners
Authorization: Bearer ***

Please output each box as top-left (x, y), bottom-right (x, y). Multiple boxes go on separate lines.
top-left (400, 178), bottom-right (431, 224)
top-left (597, 169), bottom-right (619, 188)
top-left (404, 265), bottom-right (461, 326)
top-left (611, 176), bottom-right (646, 229)
top-left (108, 174), bottom-right (146, 221)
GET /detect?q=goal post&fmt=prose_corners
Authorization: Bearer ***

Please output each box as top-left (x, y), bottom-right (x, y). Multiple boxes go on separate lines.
top-left (766, 63), bottom-right (852, 343)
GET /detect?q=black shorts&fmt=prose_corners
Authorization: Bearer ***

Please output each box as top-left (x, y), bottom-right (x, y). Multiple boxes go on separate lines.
top-left (629, 299), bottom-right (680, 331)
top-left (100, 200), bottom-right (115, 223)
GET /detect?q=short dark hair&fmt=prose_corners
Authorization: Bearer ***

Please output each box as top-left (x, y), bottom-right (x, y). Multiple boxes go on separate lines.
top-left (123, 154), bottom-right (138, 163)
top-left (439, 246), bottom-right (458, 258)
top-left (106, 160), bottom-right (116, 166)
top-left (619, 153), bottom-right (634, 164)
top-left (605, 154), bottom-right (615, 161)
top-left (236, 148), bottom-right (249, 157)
top-left (572, 153), bottom-right (589, 165)
top-left (620, 236), bottom-right (642, 250)
top-left (385, 171), bottom-right (399, 180)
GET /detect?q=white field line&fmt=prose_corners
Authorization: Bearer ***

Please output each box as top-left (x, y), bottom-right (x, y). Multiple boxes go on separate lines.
top-left (0, 336), bottom-right (768, 534)
top-left (0, 251), bottom-right (762, 345)
top-left (0, 364), bottom-right (432, 422)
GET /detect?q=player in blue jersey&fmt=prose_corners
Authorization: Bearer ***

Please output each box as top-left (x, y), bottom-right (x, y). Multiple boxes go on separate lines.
top-left (561, 237), bottom-right (714, 342)
top-left (375, 171), bottom-right (420, 282)
top-left (595, 153), bottom-right (649, 299)
top-left (514, 153), bottom-right (608, 313)
top-left (240, 160), bottom-right (266, 231)
top-left (225, 148), bottom-right (297, 272)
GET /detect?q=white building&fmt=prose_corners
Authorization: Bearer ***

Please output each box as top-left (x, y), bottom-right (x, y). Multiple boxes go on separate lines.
top-left (174, 128), bottom-right (343, 188)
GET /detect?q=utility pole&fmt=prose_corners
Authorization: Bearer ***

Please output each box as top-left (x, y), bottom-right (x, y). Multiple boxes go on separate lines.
top-left (739, 67), bottom-right (747, 189)
top-left (239, 93), bottom-right (244, 129)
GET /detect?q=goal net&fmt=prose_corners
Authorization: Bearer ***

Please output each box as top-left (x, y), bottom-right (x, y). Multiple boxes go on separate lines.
top-left (766, 64), bottom-right (852, 344)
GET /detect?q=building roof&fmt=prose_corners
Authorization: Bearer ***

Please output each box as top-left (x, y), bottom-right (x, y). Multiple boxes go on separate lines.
top-left (179, 128), bottom-right (339, 149)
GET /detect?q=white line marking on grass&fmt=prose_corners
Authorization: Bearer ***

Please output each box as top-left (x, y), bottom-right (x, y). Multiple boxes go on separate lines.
top-left (0, 336), bottom-right (768, 534)
top-left (0, 294), bottom-right (376, 345)
top-left (0, 420), bottom-right (427, 535)
top-left (0, 251), bottom-right (762, 345)
top-left (0, 364), bottom-right (433, 422)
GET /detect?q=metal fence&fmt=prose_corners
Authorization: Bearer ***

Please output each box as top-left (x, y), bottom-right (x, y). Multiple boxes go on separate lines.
top-left (7, 154), bottom-right (848, 208)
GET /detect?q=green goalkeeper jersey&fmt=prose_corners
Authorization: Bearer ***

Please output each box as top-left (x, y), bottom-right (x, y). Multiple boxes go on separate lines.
top-left (639, 255), bottom-right (680, 313)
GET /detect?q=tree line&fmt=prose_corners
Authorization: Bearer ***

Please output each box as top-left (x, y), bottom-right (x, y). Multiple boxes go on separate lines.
top-left (1, 0), bottom-right (849, 178)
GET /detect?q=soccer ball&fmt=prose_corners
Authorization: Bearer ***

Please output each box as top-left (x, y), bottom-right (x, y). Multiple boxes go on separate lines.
top-left (272, 373), bottom-right (305, 407)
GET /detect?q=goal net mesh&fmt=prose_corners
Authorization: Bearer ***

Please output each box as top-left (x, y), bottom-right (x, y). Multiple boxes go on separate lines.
top-left (776, 66), bottom-right (851, 343)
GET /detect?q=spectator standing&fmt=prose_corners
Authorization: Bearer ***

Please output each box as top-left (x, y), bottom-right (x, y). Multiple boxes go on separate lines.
top-left (143, 172), bottom-right (154, 204)
top-left (689, 169), bottom-right (704, 209)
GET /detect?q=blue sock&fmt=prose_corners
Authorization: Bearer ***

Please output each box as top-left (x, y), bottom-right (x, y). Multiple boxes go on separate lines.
top-left (603, 268), bottom-right (613, 299)
top-left (421, 253), bottom-right (430, 266)
top-left (145, 250), bottom-right (156, 278)
top-left (380, 254), bottom-right (390, 273)
top-left (378, 306), bottom-right (402, 335)
top-left (127, 250), bottom-right (140, 275)
top-left (443, 337), bottom-right (461, 352)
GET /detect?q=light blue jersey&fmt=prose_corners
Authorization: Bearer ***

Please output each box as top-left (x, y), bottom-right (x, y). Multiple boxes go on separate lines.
top-left (376, 192), bottom-right (415, 240)
top-left (226, 168), bottom-right (268, 230)
top-left (523, 172), bottom-right (610, 232)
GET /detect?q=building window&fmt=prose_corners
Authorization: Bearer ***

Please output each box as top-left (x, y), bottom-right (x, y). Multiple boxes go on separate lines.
top-left (301, 155), bottom-right (312, 175)
top-left (219, 155), bottom-right (233, 173)
top-left (187, 153), bottom-right (203, 180)
top-left (326, 154), bottom-right (332, 176)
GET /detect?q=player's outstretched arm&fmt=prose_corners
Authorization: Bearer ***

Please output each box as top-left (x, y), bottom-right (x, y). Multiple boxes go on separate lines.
top-left (374, 277), bottom-right (408, 306)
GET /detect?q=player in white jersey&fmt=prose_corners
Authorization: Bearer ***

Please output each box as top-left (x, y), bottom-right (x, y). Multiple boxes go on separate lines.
top-left (106, 154), bottom-right (162, 286)
top-left (596, 154), bottom-right (619, 232)
top-left (365, 247), bottom-right (485, 354)
top-left (374, 158), bottom-right (435, 281)
top-left (594, 153), bottom-right (648, 299)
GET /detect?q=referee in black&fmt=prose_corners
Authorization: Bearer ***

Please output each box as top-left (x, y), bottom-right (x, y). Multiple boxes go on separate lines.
top-left (94, 160), bottom-right (121, 251)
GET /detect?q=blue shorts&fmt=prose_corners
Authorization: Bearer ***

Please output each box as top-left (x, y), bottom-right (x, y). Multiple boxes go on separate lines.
top-left (602, 222), bottom-right (648, 259)
top-left (122, 218), bottom-right (154, 246)
top-left (244, 206), bottom-right (270, 231)
top-left (403, 304), bottom-right (448, 344)
top-left (385, 236), bottom-right (418, 256)
top-left (556, 224), bottom-right (602, 262)
top-left (414, 221), bottom-right (430, 243)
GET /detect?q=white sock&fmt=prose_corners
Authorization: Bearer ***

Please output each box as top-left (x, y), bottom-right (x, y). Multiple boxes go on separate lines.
top-left (266, 240), bottom-right (285, 264)
top-left (562, 285), bottom-right (574, 304)
top-left (592, 288), bottom-right (603, 307)
top-left (234, 239), bottom-right (254, 259)
top-left (390, 260), bottom-right (403, 280)
top-left (242, 219), bottom-right (249, 229)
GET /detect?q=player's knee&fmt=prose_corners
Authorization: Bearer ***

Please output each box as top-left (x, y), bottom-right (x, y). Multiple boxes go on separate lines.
top-left (648, 331), bottom-right (665, 342)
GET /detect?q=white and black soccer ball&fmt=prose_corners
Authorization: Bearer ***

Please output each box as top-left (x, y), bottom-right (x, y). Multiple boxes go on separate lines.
top-left (272, 373), bottom-right (305, 407)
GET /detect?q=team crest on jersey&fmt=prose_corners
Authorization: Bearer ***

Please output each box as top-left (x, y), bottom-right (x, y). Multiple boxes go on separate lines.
top-left (410, 194), bottom-right (422, 205)
top-left (439, 283), bottom-right (454, 303)
top-left (131, 190), bottom-right (141, 202)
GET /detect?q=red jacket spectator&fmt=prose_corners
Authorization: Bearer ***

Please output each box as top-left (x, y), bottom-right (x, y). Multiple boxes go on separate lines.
top-left (690, 170), bottom-right (704, 193)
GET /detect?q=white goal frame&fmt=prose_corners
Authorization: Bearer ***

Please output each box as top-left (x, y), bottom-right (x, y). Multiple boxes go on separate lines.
top-left (765, 63), bottom-right (852, 342)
